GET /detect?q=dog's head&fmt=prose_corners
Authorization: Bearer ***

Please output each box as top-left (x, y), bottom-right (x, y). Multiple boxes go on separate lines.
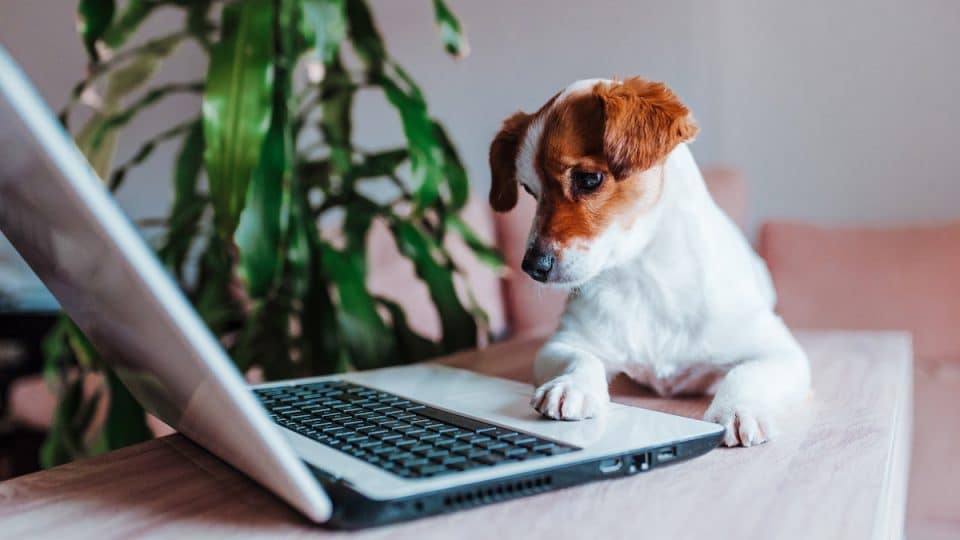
top-left (489, 77), bottom-right (697, 287)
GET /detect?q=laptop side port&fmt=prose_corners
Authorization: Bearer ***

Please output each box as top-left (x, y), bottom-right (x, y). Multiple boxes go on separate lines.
top-left (599, 458), bottom-right (624, 474)
top-left (628, 452), bottom-right (650, 473)
top-left (655, 446), bottom-right (677, 463)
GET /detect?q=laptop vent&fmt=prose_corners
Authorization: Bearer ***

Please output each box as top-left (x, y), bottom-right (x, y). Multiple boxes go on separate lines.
top-left (441, 475), bottom-right (554, 509)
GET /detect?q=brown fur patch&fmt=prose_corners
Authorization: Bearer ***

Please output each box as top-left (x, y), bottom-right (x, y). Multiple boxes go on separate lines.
top-left (488, 77), bottom-right (694, 254)
top-left (488, 111), bottom-right (531, 212)
top-left (594, 77), bottom-right (698, 179)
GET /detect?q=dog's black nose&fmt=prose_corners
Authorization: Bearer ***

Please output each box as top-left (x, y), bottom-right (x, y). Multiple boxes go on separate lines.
top-left (521, 248), bottom-right (555, 282)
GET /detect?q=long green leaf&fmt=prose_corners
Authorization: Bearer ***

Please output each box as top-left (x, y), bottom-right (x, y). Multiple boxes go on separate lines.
top-left (103, 0), bottom-right (153, 49)
top-left (302, 0), bottom-right (346, 64)
top-left (39, 378), bottom-right (85, 468)
top-left (78, 0), bottom-right (115, 61)
top-left (108, 118), bottom-right (197, 191)
top-left (74, 33), bottom-right (184, 180)
top-left (377, 74), bottom-right (443, 210)
top-left (378, 297), bottom-right (440, 364)
top-left (235, 102), bottom-right (290, 298)
top-left (344, 0), bottom-right (385, 71)
top-left (89, 369), bottom-right (152, 455)
top-left (203, 0), bottom-right (275, 238)
top-left (390, 221), bottom-right (476, 352)
top-left (158, 120), bottom-right (205, 278)
top-left (446, 214), bottom-right (505, 270)
top-left (323, 247), bottom-right (392, 370)
top-left (320, 206), bottom-right (393, 370)
top-left (433, 122), bottom-right (468, 209)
top-left (320, 60), bottom-right (354, 174)
top-left (432, 0), bottom-right (469, 58)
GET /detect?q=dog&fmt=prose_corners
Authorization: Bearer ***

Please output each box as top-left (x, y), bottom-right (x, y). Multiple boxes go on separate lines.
top-left (487, 77), bottom-right (810, 447)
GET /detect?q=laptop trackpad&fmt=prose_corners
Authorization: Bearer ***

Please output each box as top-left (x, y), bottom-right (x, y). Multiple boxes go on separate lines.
top-left (345, 363), bottom-right (624, 448)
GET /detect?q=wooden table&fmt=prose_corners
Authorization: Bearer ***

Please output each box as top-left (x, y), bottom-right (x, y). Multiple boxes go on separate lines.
top-left (0, 330), bottom-right (912, 539)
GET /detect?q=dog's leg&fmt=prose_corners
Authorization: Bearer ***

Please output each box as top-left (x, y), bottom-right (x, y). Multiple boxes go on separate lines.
top-left (704, 315), bottom-right (810, 447)
top-left (531, 339), bottom-right (611, 420)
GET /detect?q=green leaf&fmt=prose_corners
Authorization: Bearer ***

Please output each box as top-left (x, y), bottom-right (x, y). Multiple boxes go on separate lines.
top-left (233, 298), bottom-right (292, 377)
top-left (192, 239), bottom-right (244, 336)
top-left (377, 74), bottom-right (443, 210)
top-left (203, 0), bottom-right (275, 238)
top-left (102, 0), bottom-right (153, 49)
top-left (296, 196), bottom-right (344, 375)
top-left (344, 0), bottom-right (385, 71)
top-left (40, 378), bottom-right (84, 468)
top-left (74, 33), bottom-right (184, 180)
top-left (235, 105), bottom-right (289, 299)
top-left (432, 0), bottom-right (469, 58)
top-left (433, 122), bottom-right (468, 209)
top-left (350, 149), bottom-right (407, 180)
top-left (42, 317), bottom-right (72, 388)
top-left (390, 221), bottom-right (476, 352)
top-left (89, 369), bottom-right (152, 454)
top-left (158, 120), bottom-right (205, 278)
top-left (378, 297), bottom-right (440, 364)
top-left (446, 214), bottom-right (505, 270)
top-left (320, 229), bottom-right (393, 370)
top-left (78, 0), bottom-right (115, 62)
top-left (186, 1), bottom-right (215, 49)
top-left (302, 0), bottom-right (347, 64)
top-left (320, 60), bottom-right (354, 174)
top-left (108, 118), bottom-right (197, 191)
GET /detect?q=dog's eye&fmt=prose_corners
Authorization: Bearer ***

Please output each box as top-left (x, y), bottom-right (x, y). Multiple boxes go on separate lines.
top-left (571, 171), bottom-right (604, 192)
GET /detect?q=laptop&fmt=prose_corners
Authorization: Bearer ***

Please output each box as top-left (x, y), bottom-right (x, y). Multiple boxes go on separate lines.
top-left (0, 48), bottom-right (724, 528)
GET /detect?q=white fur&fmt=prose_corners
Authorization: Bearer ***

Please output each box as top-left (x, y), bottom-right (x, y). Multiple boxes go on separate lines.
top-left (527, 143), bottom-right (810, 447)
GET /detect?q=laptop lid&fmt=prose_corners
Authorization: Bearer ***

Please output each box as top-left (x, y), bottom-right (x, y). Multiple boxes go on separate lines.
top-left (0, 48), bottom-right (331, 522)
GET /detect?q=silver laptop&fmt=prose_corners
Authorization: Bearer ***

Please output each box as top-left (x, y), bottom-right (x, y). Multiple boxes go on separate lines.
top-left (0, 48), bottom-right (723, 528)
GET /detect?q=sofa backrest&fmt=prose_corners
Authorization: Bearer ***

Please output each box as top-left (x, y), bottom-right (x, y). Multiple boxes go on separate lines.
top-left (757, 221), bottom-right (960, 361)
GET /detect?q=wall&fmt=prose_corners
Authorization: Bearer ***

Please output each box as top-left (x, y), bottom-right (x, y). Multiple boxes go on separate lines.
top-left (2, 0), bottom-right (959, 235)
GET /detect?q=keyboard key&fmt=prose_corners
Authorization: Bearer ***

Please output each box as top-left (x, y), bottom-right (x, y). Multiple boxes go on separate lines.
top-left (416, 464), bottom-right (448, 476)
top-left (441, 455), bottom-right (467, 466)
top-left (424, 449), bottom-right (449, 459)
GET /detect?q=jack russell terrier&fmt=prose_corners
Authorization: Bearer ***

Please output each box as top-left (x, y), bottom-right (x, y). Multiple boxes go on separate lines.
top-left (488, 77), bottom-right (810, 447)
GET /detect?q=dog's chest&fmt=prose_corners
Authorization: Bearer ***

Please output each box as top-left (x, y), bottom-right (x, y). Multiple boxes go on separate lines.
top-left (569, 254), bottom-right (711, 383)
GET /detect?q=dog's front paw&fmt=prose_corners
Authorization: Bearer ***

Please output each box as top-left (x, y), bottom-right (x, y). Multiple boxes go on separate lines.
top-left (531, 375), bottom-right (608, 420)
top-left (704, 400), bottom-right (780, 447)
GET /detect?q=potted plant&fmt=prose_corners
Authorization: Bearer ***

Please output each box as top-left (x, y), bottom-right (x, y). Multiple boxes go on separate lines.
top-left (42, 0), bottom-right (501, 467)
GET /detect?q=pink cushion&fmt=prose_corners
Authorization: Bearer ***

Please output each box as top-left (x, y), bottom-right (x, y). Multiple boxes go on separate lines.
top-left (494, 166), bottom-right (748, 337)
top-left (757, 221), bottom-right (960, 361)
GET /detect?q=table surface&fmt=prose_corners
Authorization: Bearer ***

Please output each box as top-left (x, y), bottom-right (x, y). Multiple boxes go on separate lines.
top-left (0, 330), bottom-right (912, 540)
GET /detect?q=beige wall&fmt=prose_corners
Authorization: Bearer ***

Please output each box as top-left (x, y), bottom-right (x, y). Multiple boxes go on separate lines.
top-left (3, 0), bottom-right (959, 235)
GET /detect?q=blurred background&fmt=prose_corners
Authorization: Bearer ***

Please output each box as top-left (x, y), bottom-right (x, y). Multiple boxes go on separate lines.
top-left (5, 0), bottom-right (959, 233)
top-left (1, 1), bottom-right (958, 536)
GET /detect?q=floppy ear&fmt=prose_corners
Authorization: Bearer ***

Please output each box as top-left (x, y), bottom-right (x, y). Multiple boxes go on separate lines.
top-left (595, 77), bottom-right (698, 179)
top-left (488, 111), bottom-right (532, 212)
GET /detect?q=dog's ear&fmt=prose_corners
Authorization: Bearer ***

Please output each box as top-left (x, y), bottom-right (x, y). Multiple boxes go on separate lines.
top-left (594, 77), bottom-right (698, 179)
top-left (488, 111), bottom-right (532, 212)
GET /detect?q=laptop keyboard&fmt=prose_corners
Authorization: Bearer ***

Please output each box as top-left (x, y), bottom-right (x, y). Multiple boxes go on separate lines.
top-left (254, 380), bottom-right (579, 479)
